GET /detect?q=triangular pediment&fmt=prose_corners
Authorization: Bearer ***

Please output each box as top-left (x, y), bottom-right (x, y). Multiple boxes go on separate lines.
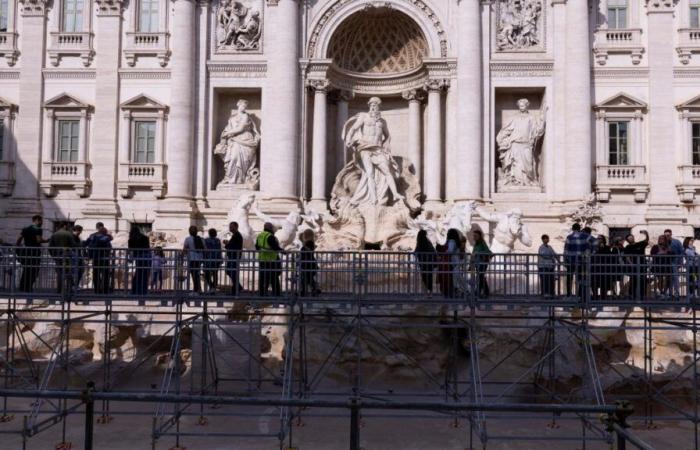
top-left (120, 94), bottom-right (167, 110)
top-left (677, 94), bottom-right (700, 110)
top-left (595, 92), bottom-right (647, 110)
top-left (44, 93), bottom-right (89, 109)
top-left (0, 96), bottom-right (15, 109)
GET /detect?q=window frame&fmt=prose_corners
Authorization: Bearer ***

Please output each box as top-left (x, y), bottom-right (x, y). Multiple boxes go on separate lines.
top-left (608, 120), bottom-right (630, 166)
top-left (0, 0), bottom-right (9, 33)
top-left (132, 120), bottom-right (157, 163)
top-left (55, 119), bottom-right (80, 162)
top-left (692, 0), bottom-right (700, 28)
top-left (607, 0), bottom-right (628, 29)
top-left (137, 0), bottom-right (159, 32)
top-left (61, 0), bottom-right (84, 33)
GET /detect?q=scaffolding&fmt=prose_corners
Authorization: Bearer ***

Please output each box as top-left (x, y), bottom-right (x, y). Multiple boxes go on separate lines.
top-left (0, 247), bottom-right (694, 449)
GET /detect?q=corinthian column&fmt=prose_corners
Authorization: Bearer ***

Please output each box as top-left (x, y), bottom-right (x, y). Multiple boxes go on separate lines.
top-left (11, 0), bottom-right (49, 213)
top-left (83, 0), bottom-right (124, 224)
top-left (402, 89), bottom-right (424, 183)
top-left (564, 0), bottom-right (592, 199)
top-left (261, 0), bottom-right (300, 202)
top-left (425, 80), bottom-right (447, 203)
top-left (165, 0), bottom-right (196, 201)
top-left (454, 0), bottom-right (482, 201)
top-left (309, 80), bottom-right (329, 203)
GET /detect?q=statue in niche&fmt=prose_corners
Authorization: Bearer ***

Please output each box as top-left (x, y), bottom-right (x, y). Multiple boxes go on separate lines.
top-left (216, 0), bottom-right (261, 51)
top-left (341, 97), bottom-right (404, 207)
top-left (477, 207), bottom-right (532, 254)
top-left (497, 0), bottom-right (543, 51)
top-left (496, 98), bottom-right (546, 189)
top-left (214, 99), bottom-right (260, 189)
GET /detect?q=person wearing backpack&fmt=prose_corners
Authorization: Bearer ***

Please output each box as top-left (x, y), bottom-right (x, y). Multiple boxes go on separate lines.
top-left (183, 226), bottom-right (205, 293)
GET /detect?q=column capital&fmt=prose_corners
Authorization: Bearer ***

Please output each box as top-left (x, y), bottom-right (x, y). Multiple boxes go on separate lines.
top-left (402, 89), bottom-right (426, 103)
top-left (306, 79), bottom-right (330, 93)
top-left (645, 0), bottom-right (678, 13)
top-left (95, 0), bottom-right (124, 16)
top-left (19, 0), bottom-right (48, 17)
top-left (424, 78), bottom-right (450, 92)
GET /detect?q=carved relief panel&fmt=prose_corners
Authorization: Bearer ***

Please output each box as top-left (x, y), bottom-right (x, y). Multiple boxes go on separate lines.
top-left (495, 0), bottom-right (545, 52)
top-left (215, 0), bottom-right (262, 52)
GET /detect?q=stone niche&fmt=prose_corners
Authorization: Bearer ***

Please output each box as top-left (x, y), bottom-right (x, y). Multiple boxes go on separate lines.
top-left (211, 88), bottom-right (262, 192)
top-left (494, 87), bottom-right (546, 193)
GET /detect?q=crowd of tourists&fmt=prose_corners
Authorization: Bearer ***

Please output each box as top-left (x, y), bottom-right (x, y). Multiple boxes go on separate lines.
top-left (4, 215), bottom-right (700, 300)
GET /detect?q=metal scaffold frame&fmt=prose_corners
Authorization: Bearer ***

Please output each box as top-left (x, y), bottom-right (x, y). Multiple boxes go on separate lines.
top-left (0, 247), bottom-right (695, 449)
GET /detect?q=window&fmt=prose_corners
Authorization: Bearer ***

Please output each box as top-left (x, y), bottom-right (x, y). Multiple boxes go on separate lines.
top-left (608, 121), bottom-right (629, 165)
top-left (138, 0), bottom-right (159, 32)
top-left (131, 222), bottom-right (152, 234)
top-left (608, 0), bottom-right (628, 29)
top-left (134, 121), bottom-right (156, 163)
top-left (57, 120), bottom-right (79, 162)
top-left (693, 123), bottom-right (700, 165)
top-left (609, 227), bottom-right (632, 244)
top-left (62, 0), bottom-right (83, 32)
top-left (693, 0), bottom-right (700, 28)
top-left (0, 0), bottom-right (8, 33)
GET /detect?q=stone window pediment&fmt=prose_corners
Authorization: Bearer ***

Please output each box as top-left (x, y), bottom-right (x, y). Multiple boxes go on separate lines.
top-left (44, 92), bottom-right (90, 110)
top-left (677, 93), bottom-right (700, 112)
top-left (594, 92), bottom-right (647, 112)
top-left (120, 93), bottom-right (167, 111)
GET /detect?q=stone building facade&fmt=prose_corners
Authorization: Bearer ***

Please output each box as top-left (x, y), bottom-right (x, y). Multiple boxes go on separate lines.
top-left (0, 0), bottom-right (699, 245)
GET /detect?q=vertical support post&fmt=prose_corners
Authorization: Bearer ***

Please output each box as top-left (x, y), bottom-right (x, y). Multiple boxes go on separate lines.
top-left (349, 399), bottom-right (359, 450)
top-left (84, 381), bottom-right (95, 450)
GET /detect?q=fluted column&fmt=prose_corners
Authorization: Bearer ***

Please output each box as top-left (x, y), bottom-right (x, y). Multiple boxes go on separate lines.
top-left (166, 0), bottom-right (196, 200)
top-left (335, 90), bottom-right (352, 172)
top-left (309, 80), bottom-right (329, 202)
top-left (425, 80), bottom-right (446, 203)
top-left (85, 0), bottom-right (123, 222)
top-left (402, 89), bottom-right (424, 182)
top-left (261, 0), bottom-right (300, 200)
top-left (565, 0), bottom-right (593, 199)
top-left (11, 0), bottom-right (48, 210)
top-left (454, 0), bottom-right (482, 200)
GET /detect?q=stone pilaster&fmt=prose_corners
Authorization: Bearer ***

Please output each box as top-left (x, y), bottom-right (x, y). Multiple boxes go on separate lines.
top-left (454, 0), bottom-right (482, 201)
top-left (260, 0), bottom-right (300, 208)
top-left (402, 89), bottom-right (424, 185)
top-left (9, 0), bottom-right (48, 214)
top-left (564, 0), bottom-right (592, 200)
top-left (82, 0), bottom-right (124, 226)
top-left (309, 79), bottom-right (329, 203)
top-left (425, 79), bottom-right (447, 204)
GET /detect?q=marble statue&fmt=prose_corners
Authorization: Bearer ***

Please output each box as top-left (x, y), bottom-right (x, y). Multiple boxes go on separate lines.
top-left (253, 205), bottom-right (302, 250)
top-left (226, 193), bottom-right (256, 248)
top-left (216, 0), bottom-right (262, 51)
top-left (497, 0), bottom-right (543, 51)
top-left (214, 99), bottom-right (261, 188)
top-left (342, 97), bottom-right (404, 207)
top-left (477, 207), bottom-right (532, 254)
top-left (411, 201), bottom-right (477, 246)
top-left (496, 98), bottom-right (546, 189)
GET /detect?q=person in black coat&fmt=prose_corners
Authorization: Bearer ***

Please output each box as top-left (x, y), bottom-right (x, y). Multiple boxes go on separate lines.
top-left (223, 221), bottom-right (244, 295)
top-left (128, 225), bottom-right (150, 296)
top-left (299, 229), bottom-right (321, 297)
top-left (414, 230), bottom-right (437, 296)
top-left (623, 230), bottom-right (649, 299)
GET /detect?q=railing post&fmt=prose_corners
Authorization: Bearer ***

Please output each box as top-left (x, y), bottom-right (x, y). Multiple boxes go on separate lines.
top-left (349, 398), bottom-right (360, 450)
top-left (83, 381), bottom-right (95, 450)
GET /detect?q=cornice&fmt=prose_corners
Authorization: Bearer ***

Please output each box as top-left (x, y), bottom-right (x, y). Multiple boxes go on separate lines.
top-left (489, 61), bottom-right (553, 77)
top-left (0, 71), bottom-right (20, 79)
top-left (43, 69), bottom-right (97, 79)
top-left (206, 61), bottom-right (267, 78)
top-left (119, 69), bottom-right (172, 79)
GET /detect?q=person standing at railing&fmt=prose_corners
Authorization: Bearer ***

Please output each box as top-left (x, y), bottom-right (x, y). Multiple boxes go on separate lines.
top-left (48, 221), bottom-right (77, 295)
top-left (86, 224), bottom-right (114, 294)
top-left (255, 222), bottom-right (283, 297)
top-left (437, 228), bottom-right (463, 298)
top-left (664, 229), bottom-right (684, 298)
top-left (71, 225), bottom-right (86, 291)
top-left (591, 235), bottom-right (614, 300)
top-left (224, 221), bottom-right (244, 295)
top-left (564, 223), bottom-right (590, 299)
top-left (299, 229), bottom-right (321, 297)
top-left (623, 230), bottom-right (649, 300)
top-left (651, 235), bottom-right (672, 298)
top-left (471, 230), bottom-right (492, 299)
top-left (128, 225), bottom-right (150, 296)
top-left (684, 237), bottom-right (699, 297)
top-left (151, 246), bottom-right (165, 292)
top-left (204, 229), bottom-right (223, 294)
top-left (16, 215), bottom-right (48, 292)
top-left (183, 226), bottom-right (205, 294)
top-left (414, 230), bottom-right (436, 297)
top-left (537, 234), bottom-right (557, 297)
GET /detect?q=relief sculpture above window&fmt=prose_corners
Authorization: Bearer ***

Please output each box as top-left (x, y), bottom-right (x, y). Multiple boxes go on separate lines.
top-left (496, 0), bottom-right (544, 51)
top-left (215, 0), bottom-right (262, 52)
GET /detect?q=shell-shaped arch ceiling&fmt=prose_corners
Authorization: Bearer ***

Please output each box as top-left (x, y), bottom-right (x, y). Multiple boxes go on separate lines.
top-left (327, 8), bottom-right (429, 75)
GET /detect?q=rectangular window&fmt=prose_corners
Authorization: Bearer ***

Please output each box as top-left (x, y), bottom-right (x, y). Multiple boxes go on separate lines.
top-left (0, 0), bottom-right (8, 32)
top-left (608, 0), bottom-right (628, 29)
top-left (0, 119), bottom-right (4, 161)
top-left (608, 121), bottom-right (629, 165)
top-left (57, 120), bottom-right (79, 162)
top-left (133, 121), bottom-right (156, 163)
top-left (62, 0), bottom-right (83, 32)
top-left (609, 227), bottom-right (632, 245)
top-left (138, 0), bottom-right (159, 32)
top-left (692, 0), bottom-right (700, 28)
top-left (693, 123), bottom-right (700, 165)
